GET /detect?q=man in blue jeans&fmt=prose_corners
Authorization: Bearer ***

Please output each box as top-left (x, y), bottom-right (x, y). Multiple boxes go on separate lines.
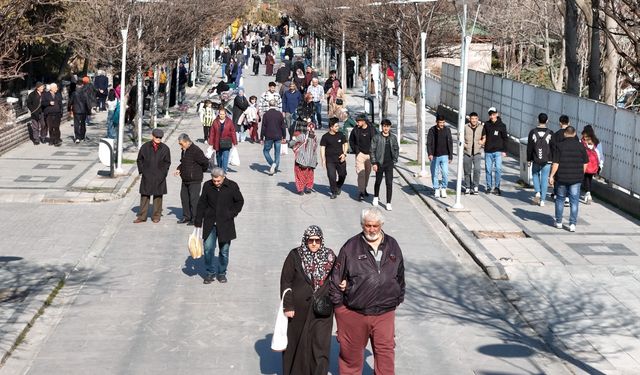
top-left (427, 114), bottom-right (453, 198)
top-left (483, 107), bottom-right (508, 195)
top-left (307, 77), bottom-right (324, 129)
top-left (195, 167), bottom-right (244, 284)
top-left (548, 126), bottom-right (588, 232)
top-left (526, 113), bottom-right (554, 207)
top-left (261, 99), bottom-right (286, 175)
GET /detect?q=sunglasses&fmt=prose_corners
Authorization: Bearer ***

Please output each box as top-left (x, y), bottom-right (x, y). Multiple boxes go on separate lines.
top-left (307, 238), bottom-right (321, 244)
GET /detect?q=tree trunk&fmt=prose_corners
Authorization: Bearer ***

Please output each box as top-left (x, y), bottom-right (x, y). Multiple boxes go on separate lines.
top-left (587, 0), bottom-right (602, 100)
top-left (152, 64), bottom-right (159, 128)
top-left (565, 0), bottom-right (580, 95)
top-left (81, 59), bottom-right (89, 77)
top-left (57, 45), bottom-right (74, 80)
top-left (163, 62), bottom-right (172, 116)
top-left (602, 14), bottom-right (619, 105)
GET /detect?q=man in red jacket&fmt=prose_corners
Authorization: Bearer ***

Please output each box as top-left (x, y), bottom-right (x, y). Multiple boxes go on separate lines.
top-left (330, 207), bottom-right (405, 375)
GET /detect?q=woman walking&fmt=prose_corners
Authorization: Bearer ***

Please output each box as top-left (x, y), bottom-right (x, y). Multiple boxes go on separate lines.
top-left (290, 123), bottom-right (319, 195)
top-left (279, 225), bottom-right (335, 375)
top-left (325, 80), bottom-right (344, 119)
top-left (208, 104), bottom-right (237, 173)
top-left (581, 125), bottom-right (604, 204)
top-left (295, 93), bottom-right (316, 134)
top-left (265, 52), bottom-right (275, 76)
top-left (232, 89), bottom-right (249, 143)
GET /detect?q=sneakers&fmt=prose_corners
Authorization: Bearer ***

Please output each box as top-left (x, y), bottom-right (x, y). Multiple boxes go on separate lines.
top-left (216, 274), bottom-right (228, 283)
top-left (434, 188), bottom-right (441, 197)
top-left (493, 187), bottom-right (502, 196)
top-left (564, 197), bottom-right (570, 207)
top-left (532, 193), bottom-right (541, 205)
top-left (584, 192), bottom-right (592, 205)
top-left (539, 200), bottom-right (545, 207)
top-left (464, 187), bottom-right (470, 195)
top-left (372, 197), bottom-right (379, 207)
top-left (569, 224), bottom-right (576, 232)
top-left (485, 187), bottom-right (492, 194)
top-left (555, 222), bottom-right (563, 229)
top-left (75, 139), bottom-right (80, 144)
top-left (203, 275), bottom-right (216, 284)
top-left (336, 188), bottom-right (341, 196)
top-left (440, 189), bottom-right (447, 198)
top-left (473, 186), bottom-right (479, 195)
top-left (386, 203), bottom-right (392, 211)
top-left (330, 193), bottom-right (337, 199)
top-left (268, 163), bottom-right (276, 175)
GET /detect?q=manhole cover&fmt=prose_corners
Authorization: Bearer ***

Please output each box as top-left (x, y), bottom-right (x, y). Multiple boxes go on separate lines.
top-left (473, 230), bottom-right (529, 239)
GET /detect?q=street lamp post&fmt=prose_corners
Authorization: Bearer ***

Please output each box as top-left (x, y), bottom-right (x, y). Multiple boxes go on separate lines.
top-left (116, 16), bottom-right (130, 174)
top-left (396, 24), bottom-right (402, 145)
top-left (452, 0), bottom-right (480, 210)
top-left (419, 31), bottom-right (428, 176)
top-left (136, 20), bottom-right (143, 150)
top-left (341, 29), bottom-right (346, 95)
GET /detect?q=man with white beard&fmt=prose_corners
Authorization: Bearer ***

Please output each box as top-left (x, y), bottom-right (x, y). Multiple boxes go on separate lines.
top-left (329, 207), bottom-right (405, 374)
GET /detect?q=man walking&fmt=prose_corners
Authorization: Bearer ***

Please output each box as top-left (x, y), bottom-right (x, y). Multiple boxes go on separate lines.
top-left (94, 70), bottom-right (109, 111)
top-left (70, 79), bottom-right (91, 143)
top-left (463, 112), bottom-right (485, 194)
top-left (26, 82), bottom-right (45, 145)
top-left (527, 113), bottom-right (554, 206)
top-left (349, 114), bottom-right (377, 201)
top-left (320, 117), bottom-right (348, 199)
top-left (483, 107), bottom-right (508, 195)
top-left (41, 83), bottom-right (63, 147)
top-left (427, 114), bottom-right (453, 198)
top-left (175, 133), bottom-right (209, 225)
top-left (306, 78), bottom-right (324, 129)
top-left (134, 128), bottom-right (171, 223)
top-left (282, 82), bottom-right (302, 138)
top-left (549, 126), bottom-right (588, 232)
top-left (195, 167), bottom-right (244, 284)
top-left (261, 99), bottom-right (286, 175)
top-left (258, 81), bottom-right (282, 116)
top-left (370, 119), bottom-right (400, 211)
top-left (330, 207), bottom-right (405, 375)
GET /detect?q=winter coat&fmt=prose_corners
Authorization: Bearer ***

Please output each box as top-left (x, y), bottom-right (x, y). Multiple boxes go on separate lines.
top-left (463, 123), bottom-right (485, 156)
top-left (296, 101), bottom-right (315, 123)
top-left (483, 118), bottom-right (508, 153)
top-left (41, 91), bottom-right (63, 118)
top-left (178, 143), bottom-right (209, 183)
top-left (232, 95), bottom-right (249, 130)
top-left (329, 232), bottom-right (405, 316)
top-left (94, 75), bottom-right (109, 97)
top-left (70, 86), bottom-right (91, 115)
top-left (26, 90), bottom-right (43, 120)
top-left (209, 117), bottom-right (237, 151)
top-left (427, 125), bottom-right (453, 159)
top-left (370, 133), bottom-right (399, 166)
top-left (552, 136), bottom-right (588, 185)
top-left (136, 141), bottom-right (171, 196)
top-left (194, 178), bottom-right (244, 243)
top-left (275, 66), bottom-right (291, 83)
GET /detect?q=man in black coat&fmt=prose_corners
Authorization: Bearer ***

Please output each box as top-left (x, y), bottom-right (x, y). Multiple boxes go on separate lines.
top-left (41, 83), bottom-right (64, 146)
top-left (94, 70), bottom-right (109, 111)
top-left (195, 167), bottom-right (244, 284)
top-left (70, 81), bottom-right (91, 143)
top-left (26, 82), bottom-right (45, 145)
top-left (134, 128), bottom-right (172, 223)
top-left (174, 133), bottom-right (209, 225)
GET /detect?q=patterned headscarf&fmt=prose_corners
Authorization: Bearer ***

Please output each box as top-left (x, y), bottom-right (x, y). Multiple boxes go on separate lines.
top-left (330, 80), bottom-right (340, 101)
top-left (297, 225), bottom-right (335, 292)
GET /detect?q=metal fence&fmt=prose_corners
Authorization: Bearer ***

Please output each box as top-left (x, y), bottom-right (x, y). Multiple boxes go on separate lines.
top-left (440, 62), bottom-right (640, 195)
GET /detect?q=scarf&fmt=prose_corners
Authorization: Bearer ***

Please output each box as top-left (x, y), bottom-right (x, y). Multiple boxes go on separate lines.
top-left (330, 80), bottom-right (340, 101)
top-left (297, 225), bottom-right (335, 292)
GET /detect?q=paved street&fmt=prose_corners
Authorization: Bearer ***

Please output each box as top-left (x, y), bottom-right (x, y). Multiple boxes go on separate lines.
top-left (0, 65), bottom-right (574, 374)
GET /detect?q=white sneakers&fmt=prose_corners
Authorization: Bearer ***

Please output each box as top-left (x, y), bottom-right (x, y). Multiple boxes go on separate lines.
top-left (372, 197), bottom-right (379, 207)
top-left (268, 163), bottom-right (276, 175)
top-left (555, 222), bottom-right (563, 229)
top-left (569, 224), bottom-right (576, 232)
top-left (386, 203), bottom-right (392, 211)
top-left (532, 192), bottom-right (541, 205)
top-left (440, 189), bottom-right (447, 198)
top-left (584, 192), bottom-right (592, 205)
top-left (539, 200), bottom-right (545, 207)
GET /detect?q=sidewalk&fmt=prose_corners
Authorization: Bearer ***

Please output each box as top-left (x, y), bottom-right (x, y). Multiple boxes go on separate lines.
top-left (344, 89), bottom-right (640, 374)
top-left (0, 71), bottom-right (214, 366)
top-left (0, 76), bottom-right (213, 204)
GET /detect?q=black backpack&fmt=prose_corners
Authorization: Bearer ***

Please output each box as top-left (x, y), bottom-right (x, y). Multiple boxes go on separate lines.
top-left (531, 128), bottom-right (553, 164)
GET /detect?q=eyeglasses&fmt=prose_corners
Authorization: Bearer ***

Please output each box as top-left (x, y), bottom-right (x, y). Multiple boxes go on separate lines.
top-left (307, 238), bottom-right (321, 244)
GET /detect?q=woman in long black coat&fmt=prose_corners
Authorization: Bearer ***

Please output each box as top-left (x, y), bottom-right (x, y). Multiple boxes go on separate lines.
top-left (280, 225), bottom-right (335, 375)
top-left (232, 89), bottom-right (249, 142)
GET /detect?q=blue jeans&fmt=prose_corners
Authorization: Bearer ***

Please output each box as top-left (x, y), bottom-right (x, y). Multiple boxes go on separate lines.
top-left (485, 151), bottom-right (503, 189)
top-left (204, 226), bottom-right (231, 276)
top-left (430, 155), bottom-right (449, 189)
top-left (106, 110), bottom-right (116, 138)
top-left (220, 63), bottom-right (227, 79)
top-left (532, 163), bottom-right (551, 196)
top-left (217, 148), bottom-right (230, 172)
top-left (313, 101), bottom-right (322, 128)
top-left (263, 139), bottom-right (281, 169)
top-left (555, 182), bottom-right (581, 225)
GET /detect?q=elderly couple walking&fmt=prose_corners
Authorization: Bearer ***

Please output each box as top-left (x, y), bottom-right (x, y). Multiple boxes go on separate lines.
top-left (279, 207), bottom-right (405, 375)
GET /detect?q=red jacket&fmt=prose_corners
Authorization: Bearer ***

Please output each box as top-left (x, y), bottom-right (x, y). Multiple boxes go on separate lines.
top-left (208, 116), bottom-right (237, 151)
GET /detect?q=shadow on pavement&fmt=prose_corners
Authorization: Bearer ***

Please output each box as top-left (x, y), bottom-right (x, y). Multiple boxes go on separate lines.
top-left (277, 182), bottom-right (298, 194)
top-left (250, 163), bottom-right (270, 175)
top-left (166, 206), bottom-right (183, 220)
top-left (402, 260), bottom-right (635, 375)
top-left (254, 333), bottom-right (281, 375)
top-left (181, 256), bottom-right (207, 279)
top-left (512, 207), bottom-right (551, 226)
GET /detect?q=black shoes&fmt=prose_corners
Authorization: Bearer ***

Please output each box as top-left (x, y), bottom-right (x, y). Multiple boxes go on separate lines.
top-left (177, 218), bottom-right (190, 224)
top-left (358, 193), bottom-right (364, 201)
top-left (364, 191), bottom-right (370, 197)
top-left (203, 275), bottom-right (215, 284)
top-left (216, 274), bottom-right (228, 283)
top-left (493, 188), bottom-right (502, 196)
top-left (330, 193), bottom-right (337, 199)
top-left (336, 188), bottom-right (341, 195)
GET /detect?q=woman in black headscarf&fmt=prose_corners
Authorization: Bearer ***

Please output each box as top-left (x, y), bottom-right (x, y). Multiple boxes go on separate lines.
top-left (279, 225), bottom-right (336, 375)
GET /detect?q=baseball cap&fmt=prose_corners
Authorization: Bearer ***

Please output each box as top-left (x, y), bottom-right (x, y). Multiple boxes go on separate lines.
top-left (488, 107), bottom-right (497, 115)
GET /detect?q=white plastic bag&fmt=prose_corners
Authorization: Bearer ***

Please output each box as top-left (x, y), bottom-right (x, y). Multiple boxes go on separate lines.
top-left (205, 146), bottom-right (214, 158)
top-left (271, 288), bottom-right (291, 352)
top-left (229, 146), bottom-right (241, 166)
top-left (280, 142), bottom-right (289, 155)
top-left (188, 227), bottom-right (203, 259)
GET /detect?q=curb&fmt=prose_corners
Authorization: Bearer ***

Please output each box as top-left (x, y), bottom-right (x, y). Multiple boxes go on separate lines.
top-left (394, 164), bottom-right (509, 280)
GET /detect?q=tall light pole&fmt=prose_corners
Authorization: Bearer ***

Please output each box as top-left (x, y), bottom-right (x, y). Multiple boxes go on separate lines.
top-left (341, 29), bottom-right (346, 95)
top-left (452, 0), bottom-right (480, 210)
top-left (136, 18), bottom-right (143, 150)
top-left (116, 16), bottom-right (130, 174)
top-left (396, 24), bottom-right (402, 145)
top-left (419, 31), bottom-right (428, 176)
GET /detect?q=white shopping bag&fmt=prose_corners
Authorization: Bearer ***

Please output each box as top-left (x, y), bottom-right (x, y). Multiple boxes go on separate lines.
top-left (280, 142), bottom-right (289, 155)
top-left (271, 288), bottom-right (291, 352)
top-left (205, 145), bottom-right (214, 158)
top-left (229, 146), bottom-right (241, 166)
top-left (188, 227), bottom-right (203, 259)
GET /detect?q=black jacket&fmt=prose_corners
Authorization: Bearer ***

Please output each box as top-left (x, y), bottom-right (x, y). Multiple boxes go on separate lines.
top-left (232, 95), bottom-right (249, 129)
top-left (70, 86), bottom-right (91, 115)
top-left (275, 66), bottom-right (291, 83)
top-left (526, 126), bottom-right (553, 164)
top-left (296, 100), bottom-right (315, 122)
top-left (178, 143), bottom-right (209, 183)
top-left (41, 91), bottom-right (63, 117)
top-left (348, 124), bottom-right (377, 155)
top-left (261, 109), bottom-right (286, 141)
top-left (330, 233), bottom-right (405, 316)
top-left (136, 141), bottom-right (171, 196)
top-left (195, 178), bottom-right (244, 243)
top-left (370, 133), bottom-right (399, 166)
top-left (483, 118), bottom-right (508, 153)
top-left (26, 90), bottom-right (43, 120)
top-left (427, 125), bottom-right (454, 159)
top-left (553, 136), bottom-right (588, 184)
